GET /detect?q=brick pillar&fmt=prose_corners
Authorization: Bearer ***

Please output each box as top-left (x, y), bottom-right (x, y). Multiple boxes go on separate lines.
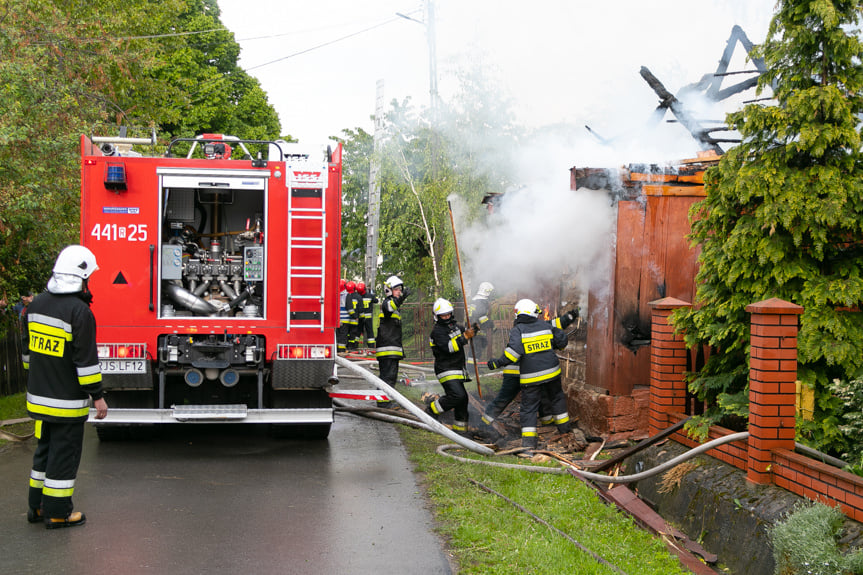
top-left (745, 298), bottom-right (803, 485)
top-left (648, 297), bottom-right (691, 436)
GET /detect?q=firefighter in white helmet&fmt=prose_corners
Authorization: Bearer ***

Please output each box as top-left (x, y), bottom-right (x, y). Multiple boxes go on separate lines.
top-left (426, 298), bottom-right (476, 436)
top-left (481, 305), bottom-right (579, 441)
top-left (23, 245), bottom-right (108, 528)
top-left (467, 281), bottom-right (495, 362)
top-left (375, 275), bottom-right (410, 405)
top-left (487, 298), bottom-right (571, 451)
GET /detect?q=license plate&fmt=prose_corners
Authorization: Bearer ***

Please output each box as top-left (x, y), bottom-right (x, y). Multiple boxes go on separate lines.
top-left (100, 359), bottom-right (146, 374)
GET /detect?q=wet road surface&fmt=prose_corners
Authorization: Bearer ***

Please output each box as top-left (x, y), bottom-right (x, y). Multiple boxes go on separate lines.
top-left (0, 409), bottom-right (453, 574)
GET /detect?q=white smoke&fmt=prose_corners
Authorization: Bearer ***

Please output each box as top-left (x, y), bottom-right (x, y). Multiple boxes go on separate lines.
top-left (453, 182), bottom-right (614, 298)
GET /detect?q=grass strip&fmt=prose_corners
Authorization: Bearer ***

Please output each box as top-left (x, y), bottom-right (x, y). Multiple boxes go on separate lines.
top-left (398, 424), bottom-right (692, 574)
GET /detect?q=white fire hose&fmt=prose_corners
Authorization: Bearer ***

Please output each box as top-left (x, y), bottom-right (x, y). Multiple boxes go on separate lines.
top-left (334, 355), bottom-right (494, 456)
top-left (334, 357), bottom-right (751, 482)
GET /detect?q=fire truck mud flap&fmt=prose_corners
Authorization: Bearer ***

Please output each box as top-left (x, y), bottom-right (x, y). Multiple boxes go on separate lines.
top-left (271, 358), bottom-right (333, 389)
top-left (88, 406), bottom-right (333, 424)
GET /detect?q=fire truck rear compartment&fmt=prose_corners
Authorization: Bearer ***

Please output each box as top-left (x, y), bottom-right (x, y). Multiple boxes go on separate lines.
top-left (94, 334), bottom-right (334, 438)
top-left (158, 172), bottom-right (266, 319)
top-left (83, 135), bottom-right (341, 440)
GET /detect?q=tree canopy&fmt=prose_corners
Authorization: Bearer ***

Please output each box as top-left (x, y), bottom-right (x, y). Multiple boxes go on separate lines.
top-left (0, 0), bottom-right (281, 305)
top-left (674, 0), bottom-right (863, 453)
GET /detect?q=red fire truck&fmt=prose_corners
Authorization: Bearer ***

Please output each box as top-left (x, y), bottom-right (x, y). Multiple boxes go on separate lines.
top-left (80, 132), bottom-right (342, 439)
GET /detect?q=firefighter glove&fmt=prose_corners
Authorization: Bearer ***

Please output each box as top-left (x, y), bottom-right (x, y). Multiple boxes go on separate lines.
top-left (463, 328), bottom-right (475, 340)
top-left (472, 322), bottom-right (480, 332)
top-left (487, 359), bottom-right (499, 370)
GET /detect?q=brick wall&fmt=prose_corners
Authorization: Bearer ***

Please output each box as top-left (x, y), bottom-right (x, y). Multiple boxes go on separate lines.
top-left (648, 297), bottom-right (863, 522)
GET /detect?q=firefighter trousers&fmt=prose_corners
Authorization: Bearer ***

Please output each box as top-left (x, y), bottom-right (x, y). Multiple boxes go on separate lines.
top-left (520, 377), bottom-right (570, 448)
top-left (348, 321), bottom-right (363, 349)
top-left (429, 380), bottom-right (469, 433)
top-left (29, 420), bottom-right (85, 519)
top-left (482, 374), bottom-right (553, 425)
top-left (377, 357), bottom-right (400, 387)
top-left (362, 318), bottom-right (376, 347)
top-left (337, 324), bottom-right (349, 353)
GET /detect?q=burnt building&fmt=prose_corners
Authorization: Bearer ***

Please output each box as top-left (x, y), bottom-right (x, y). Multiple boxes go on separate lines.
top-left (562, 151), bottom-right (720, 439)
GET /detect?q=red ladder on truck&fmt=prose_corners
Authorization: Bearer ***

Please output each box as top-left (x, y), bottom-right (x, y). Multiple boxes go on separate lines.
top-left (286, 158), bottom-right (328, 331)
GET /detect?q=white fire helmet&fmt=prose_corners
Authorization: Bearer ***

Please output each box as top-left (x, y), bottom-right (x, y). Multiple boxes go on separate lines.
top-left (476, 282), bottom-right (495, 299)
top-left (514, 298), bottom-right (540, 318)
top-left (53, 245), bottom-right (99, 279)
top-left (384, 275), bottom-right (403, 296)
top-left (433, 298), bottom-right (454, 319)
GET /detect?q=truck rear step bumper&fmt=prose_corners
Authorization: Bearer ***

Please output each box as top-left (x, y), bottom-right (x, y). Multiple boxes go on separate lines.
top-left (88, 406), bottom-right (333, 424)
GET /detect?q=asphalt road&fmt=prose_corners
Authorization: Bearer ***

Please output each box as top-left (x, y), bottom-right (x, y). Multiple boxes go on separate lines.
top-left (0, 410), bottom-right (453, 574)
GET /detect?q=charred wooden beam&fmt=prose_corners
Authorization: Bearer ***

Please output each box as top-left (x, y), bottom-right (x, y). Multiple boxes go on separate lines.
top-left (640, 66), bottom-right (724, 155)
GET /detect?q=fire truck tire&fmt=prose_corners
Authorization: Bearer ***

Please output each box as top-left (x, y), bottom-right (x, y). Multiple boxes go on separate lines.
top-left (270, 389), bottom-right (332, 440)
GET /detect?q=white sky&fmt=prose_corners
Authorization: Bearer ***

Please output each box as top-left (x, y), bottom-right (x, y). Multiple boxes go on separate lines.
top-left (217, 0), bottom-right (776, 157)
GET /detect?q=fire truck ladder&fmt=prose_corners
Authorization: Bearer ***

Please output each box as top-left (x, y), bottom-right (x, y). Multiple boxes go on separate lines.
top-left (286, 180), bottom-right (327, 331)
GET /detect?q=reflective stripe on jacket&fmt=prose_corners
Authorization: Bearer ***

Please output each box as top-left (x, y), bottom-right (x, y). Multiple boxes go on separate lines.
top-left (429, 319), bottom-right (469, 383)
top-left (376, 294), bottom-right (405, 359)
top-left (492, 316), bottom-right (566, 386)
top-left (24, 292), bottom-right (103, 422)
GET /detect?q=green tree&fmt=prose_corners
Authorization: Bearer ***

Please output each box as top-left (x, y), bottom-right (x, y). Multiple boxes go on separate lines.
top-left (338, 63), bottom-right (521, 301)
top-left (337, 126), bottom-right (374, 281)
top-left (674, 0), bottom-right (863, 452)
top-left (0, 0), bottom-right (282, 304)
top-left (150, 0), bottom-right (281, 140)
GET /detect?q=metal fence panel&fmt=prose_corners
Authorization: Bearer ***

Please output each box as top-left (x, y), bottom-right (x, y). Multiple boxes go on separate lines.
top-left (0, 315), bottom-right (26, 397)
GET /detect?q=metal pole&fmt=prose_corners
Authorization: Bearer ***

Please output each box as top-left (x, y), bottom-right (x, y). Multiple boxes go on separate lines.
top-left (447, 200), bottom-right (482, 398)
top-left (365, 79), bottom-right (385, 289)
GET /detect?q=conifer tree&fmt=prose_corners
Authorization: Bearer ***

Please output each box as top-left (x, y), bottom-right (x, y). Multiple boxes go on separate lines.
top-left (675, 0), bottom-right (863, 452)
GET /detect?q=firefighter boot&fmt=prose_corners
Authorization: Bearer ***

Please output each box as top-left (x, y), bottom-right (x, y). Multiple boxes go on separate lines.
top-left (27, 507), bottom-right (42, 524)
top-left (519, 435), bottom-right (538, 457)
top-left (424, 405), bottom-right (440, 421)
top-left (45, 511), bottom-right (86, 529)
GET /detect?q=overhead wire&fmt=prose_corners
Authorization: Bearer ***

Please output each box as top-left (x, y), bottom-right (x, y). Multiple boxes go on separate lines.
top-left (244, 14), bottom-right (412, 72)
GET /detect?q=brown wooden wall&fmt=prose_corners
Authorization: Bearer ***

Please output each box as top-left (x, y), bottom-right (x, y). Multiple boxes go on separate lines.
top-left (584, 171), bottom-right (707, 399)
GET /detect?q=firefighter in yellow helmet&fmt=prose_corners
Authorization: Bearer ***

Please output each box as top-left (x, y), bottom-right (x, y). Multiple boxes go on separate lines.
top-left (487, 298), bottom-right (571, 451)
top-left (23, 245), bottom-right (108, 528)
top-left (426, 298), bottom-right (475, 436)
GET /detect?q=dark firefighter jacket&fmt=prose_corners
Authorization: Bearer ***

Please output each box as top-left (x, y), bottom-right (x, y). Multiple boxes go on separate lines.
top-left (428, 318), bottom-right (470, 383)
top-left (345, 291), bottom-right (362, 325)
top-left (492, 315), bottom-right (567, 386)
top-left (501, 310), bottom-right (576, 377)
top-left (376, 293), bottom-right (407, 358)
top-left (360, 291), bottom-right (377, 320)
top-left (23, 292), bottom-right (103, 423)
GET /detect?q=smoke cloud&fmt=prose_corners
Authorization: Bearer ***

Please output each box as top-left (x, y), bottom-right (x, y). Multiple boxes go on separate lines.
top-left (453, 182), bottom-right (614, 300)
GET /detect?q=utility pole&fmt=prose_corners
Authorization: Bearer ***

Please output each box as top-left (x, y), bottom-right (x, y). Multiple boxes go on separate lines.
top-left (426, 0), bottom-right (439, 110)
top-left (397, 1), bottom-right (438, 110)
top-left (364, 79), bottom-right (385, 291)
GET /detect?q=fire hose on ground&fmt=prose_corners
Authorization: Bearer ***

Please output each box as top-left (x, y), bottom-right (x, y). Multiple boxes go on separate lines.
top-left (335, 356), bottom-right (756, 482)
top-left (333, 355), bottom-right (494, 455)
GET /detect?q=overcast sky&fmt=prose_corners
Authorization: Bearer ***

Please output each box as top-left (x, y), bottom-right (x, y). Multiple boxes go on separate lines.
top-left (217, 1), bottom-right (776, 162)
